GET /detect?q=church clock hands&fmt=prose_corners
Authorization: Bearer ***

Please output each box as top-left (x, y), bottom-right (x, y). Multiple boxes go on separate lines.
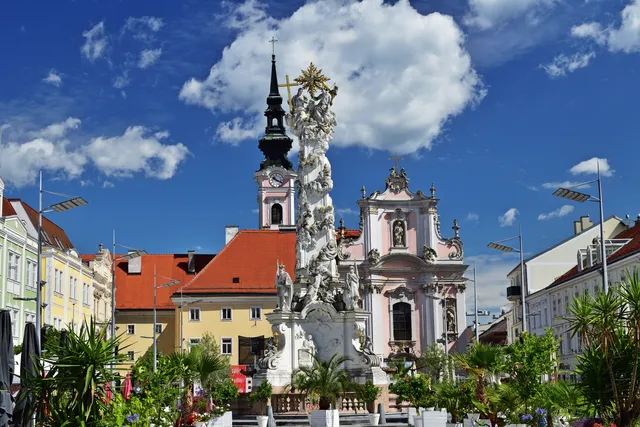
top-left (269, 172), bottom-right (285, 187)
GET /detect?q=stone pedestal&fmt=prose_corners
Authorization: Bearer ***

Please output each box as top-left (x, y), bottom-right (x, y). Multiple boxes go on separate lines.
top-left (254, 302), bottom-right (387, 388)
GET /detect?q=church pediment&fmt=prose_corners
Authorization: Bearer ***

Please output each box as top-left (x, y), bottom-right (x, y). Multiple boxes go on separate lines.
top-left (370, 252), bottom-right (430, 271)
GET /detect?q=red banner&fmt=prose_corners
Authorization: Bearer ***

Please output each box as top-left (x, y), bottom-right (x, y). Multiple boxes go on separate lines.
top-left (231, 365), bottom-right (247, 393)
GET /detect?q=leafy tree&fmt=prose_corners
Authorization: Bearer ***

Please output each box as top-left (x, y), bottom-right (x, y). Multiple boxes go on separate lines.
top-left (417, 343), bottom-right (448, 383)
top-left (503, 329), bottom-right (557, 410)
top-left (455, 343), bottom-right (503, 407)
top-left (290, 353), bottom-right (354, 410)
top-left (200, 333), bottom-right (231, 385)
top-left (434, 380), bottom-right (474, 423)
top-left (568, 268), bottom-right (640, 427)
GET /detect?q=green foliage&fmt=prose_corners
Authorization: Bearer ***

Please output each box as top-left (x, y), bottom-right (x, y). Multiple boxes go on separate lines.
top-left (568, 268), bottom-right (640, 427)
top-left (13, 343), bottom-right (22, 355)
top-left (433, 380), bottom-right (474, 423)
top-left (455, 343), bottom-right (503, 406)
top-left (199, 333), bottom-right (231, 384)
top-left (249, 380), bottom-right (273, 407)
top-left (210, 377), bottom-right (240, 406)
top-left (533, 381), bottom-right (582, 423)
top-left (43, 326), bottom-right (61, 354)
top-left (503, 329), bottom-right (557, 409)
top-left (100, 393), bottom-right (165, 427)
top-left (356, 380), bottom-right (381, 404)
top-left (389, 373), bottom-right (432, 410)
top-left (417, 343), bottom-right (448, 383)
top-left (290, 353), bottom-right (355, 410)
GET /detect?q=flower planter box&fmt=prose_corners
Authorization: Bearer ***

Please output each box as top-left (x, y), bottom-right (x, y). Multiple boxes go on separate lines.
top-left (369, 414), bottom-right (380, 426)
top-left (207, 416), bottom-right (224, 427)
top-left (256, 415), bottom-right (269, 427)
top-left (223, 411), bottom-right (233, 427)
top-left (309, 409), bottom-right (340, 427)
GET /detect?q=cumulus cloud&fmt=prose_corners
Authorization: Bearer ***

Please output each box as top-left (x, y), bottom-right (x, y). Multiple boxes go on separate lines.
top-left (113, 72), bottom-right (130, 89)
top-left (541, 52), bottom-right (595, 78)
top-left (537, 204), bottom-right (575, 220)
top-left (569, 157), bottom-right (614, 177)
top-left (541, 181), bottom-right (590, 190)
top-left (464, 0), bottom-right (557, 30)
top-left (179, 0), bottom-right (485, 154)
top-left (571, 0), bottom-right (640, 53)
top-left (81, 22), bottom-right (108, 62)
top-left (43, 69), bottom-right (63, 87)
top-left (122, 16), bottom-right (164, 41)
top-left (138, 48), bottom-right (162, 69)
top-left (464, 253), bottom-right (519, 314)
top-left (499, 208), bottom-right (519, 227)
top-left (0, 118), bottom-right (189, 187)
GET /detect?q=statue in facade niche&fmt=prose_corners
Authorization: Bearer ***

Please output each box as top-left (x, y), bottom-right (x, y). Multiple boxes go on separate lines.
top-left (446, 306), bottom-right (456, 333)
top-left (276, 264), bottom-right (293, 312)
top-left (344, 264), bottom-right (361, 310)
top-left (393, 220), bottom-right (405, 247)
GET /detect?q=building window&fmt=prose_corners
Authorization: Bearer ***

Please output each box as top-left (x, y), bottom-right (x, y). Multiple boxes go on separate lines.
top-left (8, 252), bottom-right (20, 282)
top-left (127, 324), bottom-right (136, 335)
top-left (271, 203), bottom-right (283, 225)
top-left (221, 338), bottom-right (233, 355)
top-left (221, 307), bottom-right (232, 321)
top-left (155, 324), bottom-right (162, 334)
top-left (250, 307), bottom-right (262, 320)
top-left (9, 307), bottom-right (19, 337)
top-left (189, 308), bottom-right (201, 322)
top-left (24, 312), bottom-right (35, 324)
top-left (392, 302), bottom-right (412, 341)
top-left (83, 283), bottom-right (90, 305)
top-left (70, 277), bottom-right (77, 300)
top-left (127, 351), bottom-right (135, 361)
top-left (189, 338), bottom-right (201, 347)
top-left (26, 261), bottom-right (33, 288)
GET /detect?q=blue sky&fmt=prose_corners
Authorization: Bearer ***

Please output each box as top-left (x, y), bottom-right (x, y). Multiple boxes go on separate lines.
top-left (1, 0), bottom-right (639, 315)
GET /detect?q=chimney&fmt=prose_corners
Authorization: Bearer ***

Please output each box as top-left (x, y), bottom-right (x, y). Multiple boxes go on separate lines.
top-left (0, 176), bottom-right (4, 217)
top-left (188, 250), bottom-right (196, 274)
top-left (636, 214), bottom-right (640, 226)
top-left (574, 215), bottom-right (593, 235)
top-left (225, 226), bottom-right (239, 245)
top-left (128, 250), bottom-right (142, 274)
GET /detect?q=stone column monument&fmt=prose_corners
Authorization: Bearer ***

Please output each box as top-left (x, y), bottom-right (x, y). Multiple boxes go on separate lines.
top-left (255, 63), bottom-right (386, 389)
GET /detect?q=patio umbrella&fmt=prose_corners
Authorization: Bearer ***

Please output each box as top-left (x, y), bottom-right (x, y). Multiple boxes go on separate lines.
top-left (0, 310), bottom-right (15, 427)
top-left (13, 322), bottom-right (41, 427)
top-left (122, 372), bottom-right (132, 400)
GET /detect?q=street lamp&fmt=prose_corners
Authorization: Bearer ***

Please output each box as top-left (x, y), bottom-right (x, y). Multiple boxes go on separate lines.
top-left (552, 163), bottom-right (608, 292)
top-left (154, 264), bottom-right (180, 373)
top-left (464, 264), bottom-right (480, 342)
top-left (489, 224), bottom-right (527, 333)
top-left (36, 171), bottom-right (88, 345)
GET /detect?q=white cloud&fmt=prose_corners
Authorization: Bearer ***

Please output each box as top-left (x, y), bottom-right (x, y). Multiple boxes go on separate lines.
top-left (103, 181), bottom-right (115, 188)
top-left (464, 253), bottom-right (520, 314)
top-left (336, 208), bottom-right (359, 216)
top-left (499, 208), bottom-right (519, 227)
top-left (113, 72), bottom-right (130, 89)
top-left (251, 208), bottom-right (259, 214)
top-left (138, 48), bottom-right (162, 69)
top-left (0, 118), bottom-right (189, 187)
top-left (466, 212), bottom-right (480, 221)
top-left (179, 0), bottom-right (485, 153)
top-left (42, 69), bottom-right (63, 87)
top-left (81, 22), bottom-right (108, 62)
top-left (541, 180), bottom-right (590, 189)
top-left (569, 157), bottom-right (614, 177)
top-left (122, 16), bottom-right (164, 41)
top-left (571, 0), bottom-right (640, 53)
top-left (541, 52), bottom-right (595, 78)
top-left (526, 185), bottom-right (538, 191)
top-left (84, 126), bottom-right (190, 179)
top-left (464, 0), bottom-right (557, 30)
top-left (537, 204), bottom-right (575, 220)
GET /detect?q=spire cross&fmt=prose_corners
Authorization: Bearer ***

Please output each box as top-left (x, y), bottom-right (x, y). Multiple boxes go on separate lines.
top-left (278, 74), bottom-right (299, 111)
top-left (388, 152), bottom-right (404, 171)
top-left (269, 36), bottom-right (278, 55)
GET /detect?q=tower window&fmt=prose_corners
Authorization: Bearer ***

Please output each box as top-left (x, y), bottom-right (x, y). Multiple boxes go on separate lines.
top-left (271, 203), bottom-right (283, 225)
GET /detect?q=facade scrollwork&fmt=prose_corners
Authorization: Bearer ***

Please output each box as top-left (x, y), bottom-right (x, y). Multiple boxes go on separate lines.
top-left (444, 237), bottom-right (464, 260)
top-left (367, 248), bottom-right (381, 265)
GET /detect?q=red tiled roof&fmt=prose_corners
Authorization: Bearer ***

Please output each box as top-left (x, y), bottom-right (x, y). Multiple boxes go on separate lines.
top-left (180, 230), bottom-right (296, 295)
top-left (550, 222), bottom-right (640, 288)
top-left (337, 229), bottom-right (361, 242)
top-left (2, 198), bottom-right (16, 216)
top-left (9, 198), bottom-right (74, 250)
top-left (116, 253), bottom-right (215, 309)
top-left (81, 254), bottom-right (97, 264)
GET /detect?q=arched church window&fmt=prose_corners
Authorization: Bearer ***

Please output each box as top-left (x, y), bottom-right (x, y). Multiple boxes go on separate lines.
top-left (392, 302), bottom-right (412, 341)
top-left (271, 203), bottom-right (283, 225)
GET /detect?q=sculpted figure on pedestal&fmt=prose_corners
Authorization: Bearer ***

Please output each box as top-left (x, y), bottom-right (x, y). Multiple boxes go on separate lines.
top-left (276, 264), bottom-right (293, 312)
top-left (344, 264), bottom-right (361, 310)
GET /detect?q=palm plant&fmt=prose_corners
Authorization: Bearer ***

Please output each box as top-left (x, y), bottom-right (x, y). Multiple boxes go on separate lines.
top-left (290, 353), bottom-right (354, 410)
top-left (567, 268), bottom-right (640, 427)
top-left (455, 343), bottom-right (503, 406)
top-left (534, 381), bottom-right (582, 427)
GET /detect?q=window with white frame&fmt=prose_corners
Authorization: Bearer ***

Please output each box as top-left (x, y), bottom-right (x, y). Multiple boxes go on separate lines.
top-left (8, 252), bottom-right (20, 281)
top-left (54, 269), bottom-right (60, 293)
top-left (9, 307), bottom-right (19, 337)
top-left (250, 306), bottom-right (262, 320)
top-left (221, 307), bottom-right (232, 321)
top-left (189, 308), bottom-right (201, 322)
top-left (127, 351), bottom-right (135, 361)
top-left (83, 283), bottom-right (90, 305)
top-left (26, 261), bottom-right (33, 288)
top-left (189, 338), bottom-right (201, 347)
top-left (221, 338), bottom-right (232, 355)
top-left (155, 324), bottom-right (162, 334)
top-left (127, 324), bottom-right (136, 335)
top-left (70, 277), bottom-right (77, 300)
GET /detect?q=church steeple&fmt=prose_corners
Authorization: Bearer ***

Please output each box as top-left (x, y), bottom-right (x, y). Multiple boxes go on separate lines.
top-left (258, 54), bottom-right (293, 171)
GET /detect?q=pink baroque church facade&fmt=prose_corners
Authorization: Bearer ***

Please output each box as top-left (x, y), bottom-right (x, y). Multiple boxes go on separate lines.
top-left (336, 167), bottom-right (468, 361)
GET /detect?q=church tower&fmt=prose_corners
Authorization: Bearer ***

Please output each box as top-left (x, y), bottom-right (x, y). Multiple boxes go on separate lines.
top-left (254, 54), bottom-right (296, 229)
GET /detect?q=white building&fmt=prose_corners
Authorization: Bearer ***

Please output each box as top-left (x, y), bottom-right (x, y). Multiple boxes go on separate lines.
top-left (527, 216), bottom-right (640, 379)
top-left (505, 215), bottom-right (628, 344)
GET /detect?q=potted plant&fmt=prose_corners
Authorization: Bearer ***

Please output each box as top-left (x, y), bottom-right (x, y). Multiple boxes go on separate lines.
top-left (210, 378), bottom-right (239, 427)
top-left (434, 380), bottom-right (474, 427)
top-left (249, 380), bottom-right (273, 427)
top-left (389, 373), bottom-right (431, 427)
top-left (357, 380), bottom-right (382, 425)
top-left (291, 353), bottom-right (353, 427)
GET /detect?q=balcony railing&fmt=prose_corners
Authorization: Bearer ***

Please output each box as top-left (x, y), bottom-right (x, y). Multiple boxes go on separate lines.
top-left (506, 285), bottom-right (521, 300)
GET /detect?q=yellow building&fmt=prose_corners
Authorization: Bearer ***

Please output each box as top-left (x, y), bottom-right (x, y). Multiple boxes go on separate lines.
top-left (8, 199), bottom-right (111, 331)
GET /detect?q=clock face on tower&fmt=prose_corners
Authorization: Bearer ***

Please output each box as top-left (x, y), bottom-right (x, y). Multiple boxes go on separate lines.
top-left (269, 172), bottom-right (285, 187)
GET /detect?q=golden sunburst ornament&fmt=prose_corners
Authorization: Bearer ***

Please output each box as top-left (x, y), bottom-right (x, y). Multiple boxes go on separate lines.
top-left (294, 62), bottom-right (331, 95)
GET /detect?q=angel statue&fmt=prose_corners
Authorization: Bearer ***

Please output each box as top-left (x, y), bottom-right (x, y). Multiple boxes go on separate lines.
top-left (276, 263), bottom-right (293, 312)
top-left (344, 264), bottom-right (361, 310)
